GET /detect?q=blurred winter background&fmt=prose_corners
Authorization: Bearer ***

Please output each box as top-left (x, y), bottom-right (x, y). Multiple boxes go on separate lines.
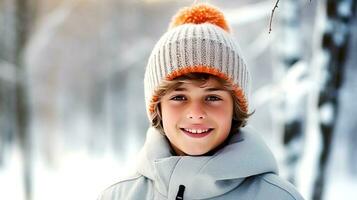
top-left (0, 0), bottom-right (356, 199)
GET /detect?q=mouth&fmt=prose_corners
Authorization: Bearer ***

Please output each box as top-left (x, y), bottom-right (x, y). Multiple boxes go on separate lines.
top-left (180, 128), bottom-right (214, 138)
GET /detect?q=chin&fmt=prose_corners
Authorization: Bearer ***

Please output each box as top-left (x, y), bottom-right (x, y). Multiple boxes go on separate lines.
top-left (183, 148), bottom-right (210, 156)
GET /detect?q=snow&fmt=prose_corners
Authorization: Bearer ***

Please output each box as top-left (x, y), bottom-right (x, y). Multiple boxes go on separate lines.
top-left (0, 146), bottom-right (25, 200)
top-left (1, 0), bottom-right (357, 200)
top-left (319, 103), bottom-right (334, 125)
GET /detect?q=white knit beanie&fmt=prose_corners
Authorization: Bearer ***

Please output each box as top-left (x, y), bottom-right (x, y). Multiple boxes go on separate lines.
top-left (144, 3), bottom-right (250, 120)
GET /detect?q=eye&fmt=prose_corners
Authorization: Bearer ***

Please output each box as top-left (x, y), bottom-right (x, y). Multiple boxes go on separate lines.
top-left (170, 95), bottom-right (187, 101)
top-left (206, 95), bottom-right (222, 101)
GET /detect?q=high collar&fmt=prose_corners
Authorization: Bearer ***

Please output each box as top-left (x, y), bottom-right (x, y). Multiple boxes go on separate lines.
top-left (136, 127), bottom-right (278, 199)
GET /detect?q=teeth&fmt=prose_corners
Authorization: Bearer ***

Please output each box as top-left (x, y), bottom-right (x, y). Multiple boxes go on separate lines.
top-left (184, 128), bottom-right (209, 134)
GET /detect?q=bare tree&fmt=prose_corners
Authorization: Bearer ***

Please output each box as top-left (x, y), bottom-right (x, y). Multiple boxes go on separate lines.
top-left (309, 0), bottom-right (356, 199)
top-left (0, 0), bottom-right (16, 168)
top-left (14, 0), bottom-right (37, 199)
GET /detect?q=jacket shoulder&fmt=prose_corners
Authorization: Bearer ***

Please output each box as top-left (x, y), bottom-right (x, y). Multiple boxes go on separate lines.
top-left (257, 173), bottom-right (305, 200)
top-left (98, 173), bottom-right (153, 200)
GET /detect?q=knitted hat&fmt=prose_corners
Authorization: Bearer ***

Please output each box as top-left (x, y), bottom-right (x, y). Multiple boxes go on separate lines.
top-left (144, 3), bottom-right (250, 120)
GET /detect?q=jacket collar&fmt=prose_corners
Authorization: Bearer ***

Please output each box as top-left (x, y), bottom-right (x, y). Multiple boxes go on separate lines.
top-left (136, 127), bottom-right (278, 199)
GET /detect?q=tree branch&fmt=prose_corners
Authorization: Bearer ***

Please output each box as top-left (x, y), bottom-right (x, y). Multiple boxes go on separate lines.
top-left (269, 0), bottom-right (280, 34)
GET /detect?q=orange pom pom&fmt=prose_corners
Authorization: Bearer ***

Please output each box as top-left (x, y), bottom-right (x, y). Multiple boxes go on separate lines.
top-left (169, 3), bottom-right (230, 32)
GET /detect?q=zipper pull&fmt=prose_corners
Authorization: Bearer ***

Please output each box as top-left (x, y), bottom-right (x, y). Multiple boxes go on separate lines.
top-left (175, 185), bottom-right (185, 200)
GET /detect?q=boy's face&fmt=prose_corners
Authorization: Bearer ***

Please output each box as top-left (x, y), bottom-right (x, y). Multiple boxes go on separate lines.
top-left (160, 78), bottom-right (233, 156)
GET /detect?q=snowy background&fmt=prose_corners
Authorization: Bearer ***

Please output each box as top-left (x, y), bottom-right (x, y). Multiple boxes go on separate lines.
top-left (0, 0), bottom-right (356, 200)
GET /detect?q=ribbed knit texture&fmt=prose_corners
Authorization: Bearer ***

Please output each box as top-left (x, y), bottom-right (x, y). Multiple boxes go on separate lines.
top-left (144, 20), bottom-right (250, 120)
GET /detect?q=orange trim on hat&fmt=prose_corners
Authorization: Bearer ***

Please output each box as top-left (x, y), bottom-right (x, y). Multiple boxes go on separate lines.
top-left (148, 66), bottom-right (248, 116)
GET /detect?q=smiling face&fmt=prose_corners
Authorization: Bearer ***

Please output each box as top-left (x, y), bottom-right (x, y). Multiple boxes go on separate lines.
top-left (160, 78), bottom-right (234, 156)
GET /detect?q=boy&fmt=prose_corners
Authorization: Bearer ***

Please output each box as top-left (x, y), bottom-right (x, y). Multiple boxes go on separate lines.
top-left (98, 3), bottom-right (304, 200)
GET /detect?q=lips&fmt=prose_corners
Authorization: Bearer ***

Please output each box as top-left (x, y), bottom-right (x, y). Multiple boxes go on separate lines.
top-left (180, 127), bottom-right (214, 138)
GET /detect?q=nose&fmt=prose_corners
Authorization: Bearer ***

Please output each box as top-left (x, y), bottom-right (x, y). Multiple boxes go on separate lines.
top-left (186, 102), bottom-right (206, 120)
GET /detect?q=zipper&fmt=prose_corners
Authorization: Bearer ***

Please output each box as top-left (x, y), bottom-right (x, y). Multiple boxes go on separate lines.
top-left (175, 185), bottom-right (185, 200)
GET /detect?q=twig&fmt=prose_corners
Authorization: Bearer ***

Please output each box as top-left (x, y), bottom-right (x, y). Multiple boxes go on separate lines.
top-left (269, 0), bottom-right (280, 34)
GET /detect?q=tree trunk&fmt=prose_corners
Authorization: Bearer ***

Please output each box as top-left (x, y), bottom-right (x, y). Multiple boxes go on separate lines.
top-left (14, 0), bottom-right (37, 199)
top-left (311, 0), bottom-right (356, 199)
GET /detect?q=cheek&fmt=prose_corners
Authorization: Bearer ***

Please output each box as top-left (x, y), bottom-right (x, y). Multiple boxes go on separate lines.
top-left (212, 100), bottom-right (233, 115)
top-left (161, 103), bottom-right (179, 128)
top-left (211, 103), bottom-right (233, 128)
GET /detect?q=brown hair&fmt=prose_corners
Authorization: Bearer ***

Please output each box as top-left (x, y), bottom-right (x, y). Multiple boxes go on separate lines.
top-left (151, 73), bottom-right (252, 135)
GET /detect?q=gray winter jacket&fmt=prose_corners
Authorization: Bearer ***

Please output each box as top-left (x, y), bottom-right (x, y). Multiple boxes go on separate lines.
top-left (98, 127), bottom-right (304, 200)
